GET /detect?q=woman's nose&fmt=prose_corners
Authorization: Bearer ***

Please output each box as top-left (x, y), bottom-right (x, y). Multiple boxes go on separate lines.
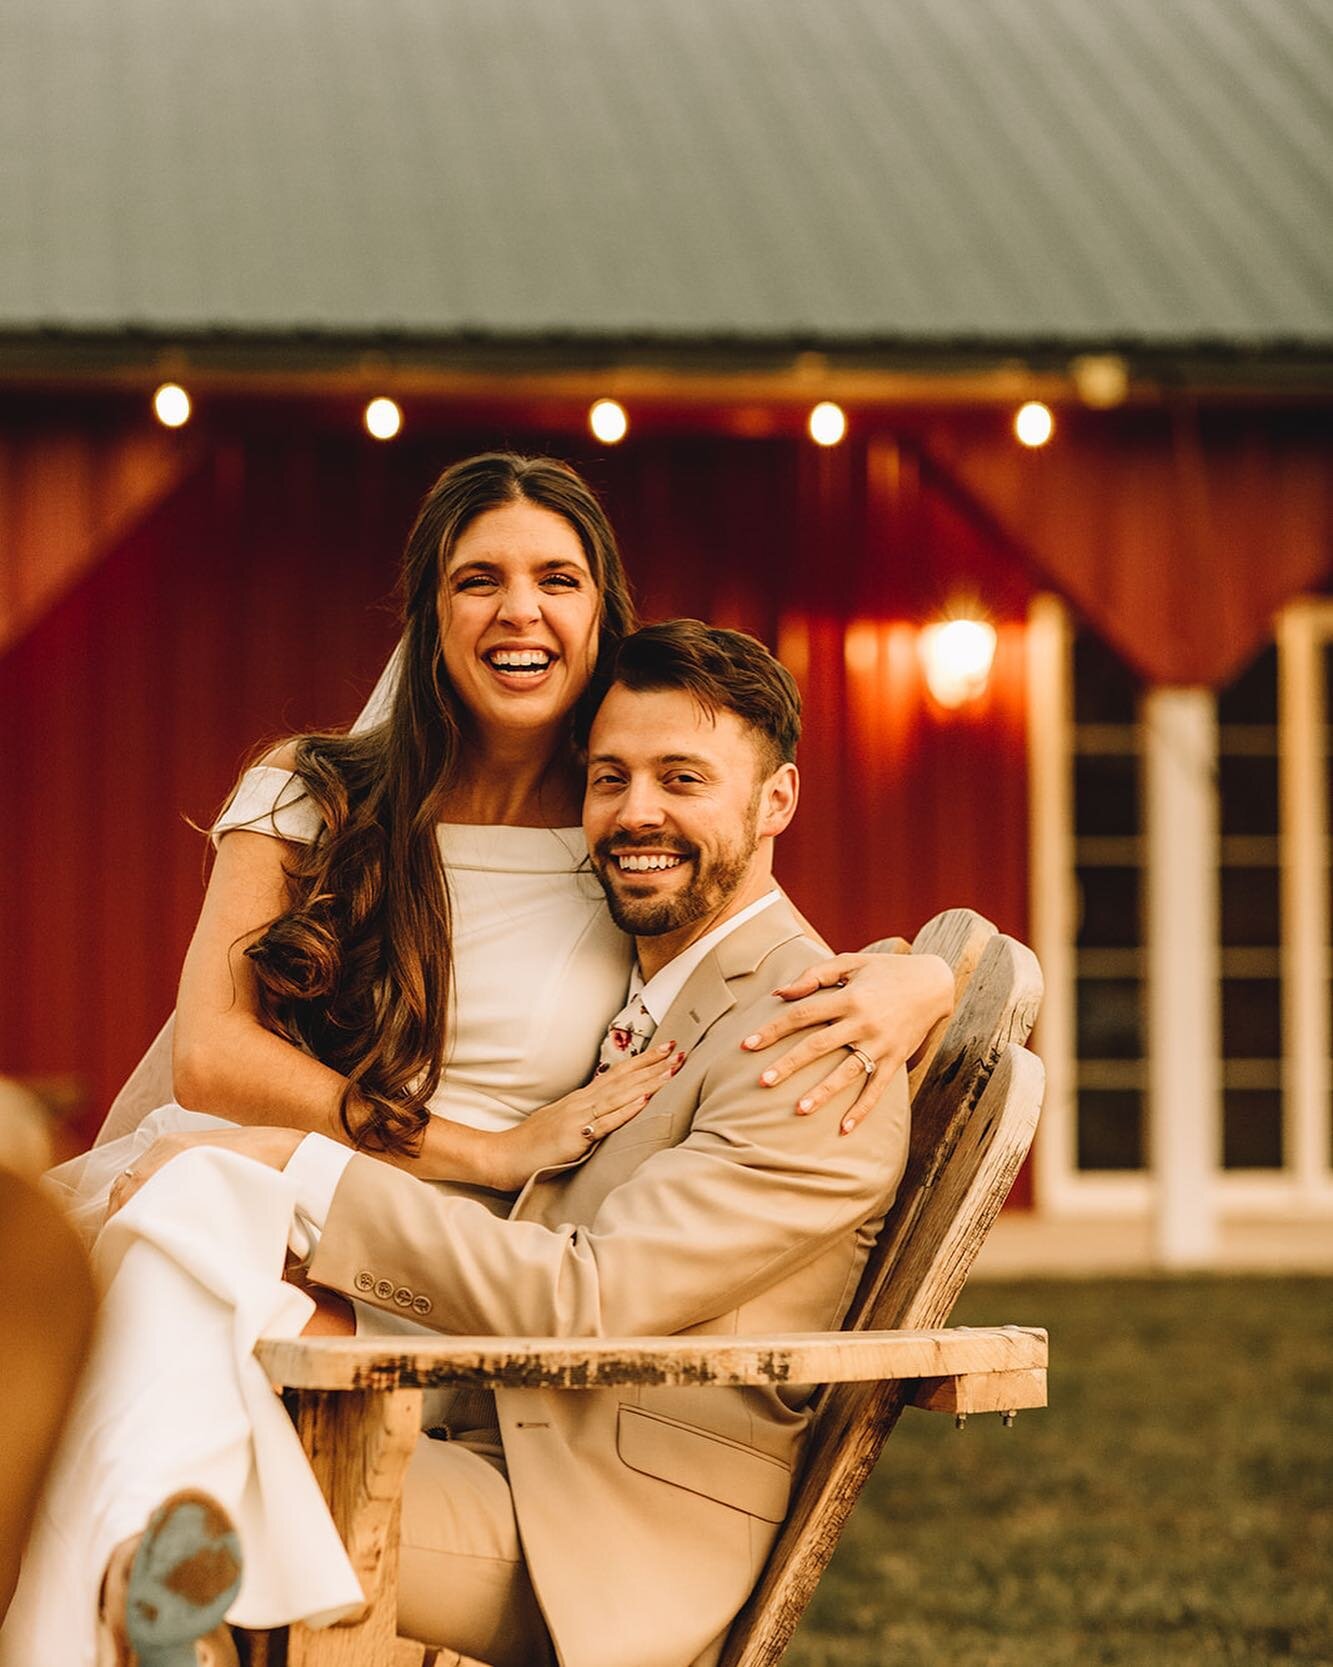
top-left (497, 582), bottom-right (542, 626)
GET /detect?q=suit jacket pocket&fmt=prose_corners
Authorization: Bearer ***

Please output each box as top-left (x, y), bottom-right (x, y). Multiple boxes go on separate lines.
top-left (616, 1404), bottom-right (792, 1524)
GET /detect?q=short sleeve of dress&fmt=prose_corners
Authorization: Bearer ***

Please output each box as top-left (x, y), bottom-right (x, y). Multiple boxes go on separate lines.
top-left (211, 766), bottom-right (324, 848)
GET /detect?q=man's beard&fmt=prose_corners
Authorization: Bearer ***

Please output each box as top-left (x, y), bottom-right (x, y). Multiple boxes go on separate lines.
top-left (593, 820), bottom-right (759, 938)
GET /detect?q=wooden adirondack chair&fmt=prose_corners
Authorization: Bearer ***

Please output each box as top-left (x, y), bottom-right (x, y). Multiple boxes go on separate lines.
top-left (249, 907), bottom-right (1046, 1667)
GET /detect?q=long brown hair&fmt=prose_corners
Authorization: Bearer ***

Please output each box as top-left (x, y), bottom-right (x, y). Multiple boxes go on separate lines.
top-left (243, 453), bottom-right (637, 1154)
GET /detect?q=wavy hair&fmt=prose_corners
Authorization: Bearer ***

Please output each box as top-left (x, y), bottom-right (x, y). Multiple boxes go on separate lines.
top-left (242, 453), bottom-right (637, 1154)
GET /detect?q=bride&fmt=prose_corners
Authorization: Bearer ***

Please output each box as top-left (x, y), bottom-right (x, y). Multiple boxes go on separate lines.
top-left (6, 452), bottom-right (952, 1665)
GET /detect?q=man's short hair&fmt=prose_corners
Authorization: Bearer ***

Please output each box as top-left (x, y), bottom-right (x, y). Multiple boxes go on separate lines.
top-left (590, 619), bottom-right (801, 774)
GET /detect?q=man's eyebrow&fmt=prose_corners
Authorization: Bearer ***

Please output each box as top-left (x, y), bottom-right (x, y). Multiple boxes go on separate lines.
top-left (586, 752), bottom-right (712, 769)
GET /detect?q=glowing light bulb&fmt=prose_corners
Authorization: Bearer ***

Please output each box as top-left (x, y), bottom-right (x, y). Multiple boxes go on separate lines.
top-left (1014, 401), bottom-right (1054, 447)
top-left (364, 397), bottom-right (403, 440)
top-left (1071, 355), bottom-right (1128, 410)
top-left (152, 383), bottom-right (191, 428)
top-left (589, 399), bottom-right (628, 444)
top-left (808, 401), bottom-right (847, 446)
top-left (919, 618), bottom-right (998, 709)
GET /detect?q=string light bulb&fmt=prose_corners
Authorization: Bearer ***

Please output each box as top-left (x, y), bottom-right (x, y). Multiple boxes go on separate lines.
top-left (589, 399), bottom-right (629, 444)
top-left (1014, 401), bottom-right (1054, 447)
top-left (808, 401), bottom-right (847, 446)
top-left (364, 397), bottom-right (403, 441)
top-left (152, 383), bottom-right (191, 428)
top-left (919, 618), bottom-right (998, 709)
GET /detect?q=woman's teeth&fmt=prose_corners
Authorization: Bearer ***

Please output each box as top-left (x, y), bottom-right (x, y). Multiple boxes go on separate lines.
top-left (617, 854), bottom-right (683, 872)
top-left (488, 649), bottom-right (552, 673)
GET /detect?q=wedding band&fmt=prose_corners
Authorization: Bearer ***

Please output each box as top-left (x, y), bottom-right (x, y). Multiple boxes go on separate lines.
top-left (580, 1122), bottom-right (598, 1143)
top-left (847, 1045), bottom-right (877, 1078)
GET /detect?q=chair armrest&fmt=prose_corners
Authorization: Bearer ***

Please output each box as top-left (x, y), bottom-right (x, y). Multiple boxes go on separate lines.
top-left (256, 1323), bottom-right (1046, 1393)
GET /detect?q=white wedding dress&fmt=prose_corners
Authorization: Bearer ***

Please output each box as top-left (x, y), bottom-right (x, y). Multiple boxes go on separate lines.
top-left (2, 767), bottom-right (631, 1667)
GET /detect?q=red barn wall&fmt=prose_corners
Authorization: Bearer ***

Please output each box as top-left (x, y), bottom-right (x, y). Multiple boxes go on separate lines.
top-left (1, 419), bottom-right (1032, 1179)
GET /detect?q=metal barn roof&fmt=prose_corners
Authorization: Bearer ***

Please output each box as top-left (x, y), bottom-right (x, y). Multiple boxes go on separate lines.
top-left (1, 0), bottom-right (1330, 352)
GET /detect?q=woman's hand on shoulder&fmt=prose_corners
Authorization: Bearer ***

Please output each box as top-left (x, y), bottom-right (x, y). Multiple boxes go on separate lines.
top-left (482, 1043), bottom-right (686, 1193)
top-left (740, 950), bottom-right (955, 1133)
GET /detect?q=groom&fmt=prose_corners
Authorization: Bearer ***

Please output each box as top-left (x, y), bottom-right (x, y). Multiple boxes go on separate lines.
top-left (96, 621), bottom-right (910, 1667)
top-left (278, 619), bottom-right (912, 1667)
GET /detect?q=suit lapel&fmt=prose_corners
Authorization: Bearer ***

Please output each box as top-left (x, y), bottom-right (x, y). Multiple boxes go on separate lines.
top-left (651, 894), bottom-right (806, 1054)
top-left (513, 895), bottom-right (809, 1217)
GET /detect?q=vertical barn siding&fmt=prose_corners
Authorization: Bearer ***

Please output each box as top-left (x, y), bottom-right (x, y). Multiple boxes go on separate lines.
top-left (1, 425), bottom-right (1031, 1157)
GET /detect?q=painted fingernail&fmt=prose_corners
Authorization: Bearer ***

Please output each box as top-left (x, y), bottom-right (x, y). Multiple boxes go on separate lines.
top-left (742, 1033), bottom-right (762, 1050)
top-left (595, 1063), bottom-right (610, 1075)
top-left (760, 1068), bottom-right (778, 1086)
top-left (841, 1117), bottom-right (855, 1134)
top-left (797, 1096), bottom-right (813, 1114)
top-left (675, 1051), bottom-right (686, 1066)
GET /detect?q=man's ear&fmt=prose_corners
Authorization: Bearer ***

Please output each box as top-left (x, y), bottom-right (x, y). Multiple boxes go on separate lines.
top-left (757, 763), bottom-right (799, 838)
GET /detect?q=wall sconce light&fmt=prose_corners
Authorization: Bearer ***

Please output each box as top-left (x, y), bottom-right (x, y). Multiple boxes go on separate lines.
top-left (919, 618), bottom-right (997, 709)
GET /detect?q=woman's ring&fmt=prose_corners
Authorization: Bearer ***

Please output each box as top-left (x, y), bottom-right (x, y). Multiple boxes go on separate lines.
top-left (580, 1122), bottom-right (598, 1143)
top-left (121, 1167), bottom-right (136, 1180)
top-left (847, 1045), bottom-right (877, 1077)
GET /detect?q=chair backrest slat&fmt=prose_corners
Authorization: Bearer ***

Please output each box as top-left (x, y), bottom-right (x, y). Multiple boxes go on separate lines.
top-left (719, 909), bottom-right (1045, 1667)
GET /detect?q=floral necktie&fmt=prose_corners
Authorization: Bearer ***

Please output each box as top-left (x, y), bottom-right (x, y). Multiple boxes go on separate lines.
top-left (597, 990), bottom-right (656, 1070)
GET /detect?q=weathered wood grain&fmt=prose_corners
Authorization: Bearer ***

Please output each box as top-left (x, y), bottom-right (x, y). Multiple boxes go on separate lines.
top-left (284, 1386), bottom-right (422, 1667)
top-left (845, 934), bottom-right (1043, 1335)
top-left (719, 1042), bottom-right (1045, 1667)
top-left (909, 1366), bottom-right (1047, 1415)
top-left (256, 1325), bottom-right (1045, 1394)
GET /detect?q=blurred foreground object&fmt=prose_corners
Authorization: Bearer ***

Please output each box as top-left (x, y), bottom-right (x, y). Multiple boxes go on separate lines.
top-left (0, 1147), bottom-right (97, 1620)
top-left (0, 1079), bottom-right (53, 1178)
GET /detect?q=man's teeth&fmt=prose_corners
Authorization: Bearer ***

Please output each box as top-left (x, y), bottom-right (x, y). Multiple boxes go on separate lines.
top-left (617, 854), bottom-right (684, 872)
top-left (489, 650), bottom-right (552, 671)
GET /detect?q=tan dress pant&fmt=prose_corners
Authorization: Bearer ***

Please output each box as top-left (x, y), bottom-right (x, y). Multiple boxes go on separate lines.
top-left (398, 1435), bottom-right (555, 1667)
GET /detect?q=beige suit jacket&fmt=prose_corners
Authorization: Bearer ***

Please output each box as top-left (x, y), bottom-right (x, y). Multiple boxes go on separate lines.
top-left (308, 899), bottom-right (910, 1667)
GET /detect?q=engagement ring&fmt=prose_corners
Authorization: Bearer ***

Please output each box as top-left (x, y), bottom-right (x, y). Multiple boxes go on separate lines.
top-left (847, 1045), bottom-right (876, 1077)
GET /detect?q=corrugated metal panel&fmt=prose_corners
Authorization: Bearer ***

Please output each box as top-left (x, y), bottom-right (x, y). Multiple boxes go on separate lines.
top-left (0, 0), bottom-right (1329, 346)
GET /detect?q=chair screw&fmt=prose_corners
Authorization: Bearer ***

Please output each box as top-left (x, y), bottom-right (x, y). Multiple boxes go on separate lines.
top-left (954, 1413), bottom-right (967, 1431)
top-left (1002, 1410), bottom-right (1017, 1427)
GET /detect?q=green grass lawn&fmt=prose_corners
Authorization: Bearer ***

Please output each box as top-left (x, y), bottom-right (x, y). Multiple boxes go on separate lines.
top-left (787, 1278), bottom-right (1333, 1666)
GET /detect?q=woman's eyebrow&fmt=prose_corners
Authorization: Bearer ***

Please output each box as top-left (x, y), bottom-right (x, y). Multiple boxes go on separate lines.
top-left (448, 556), bottom-right (587, 574)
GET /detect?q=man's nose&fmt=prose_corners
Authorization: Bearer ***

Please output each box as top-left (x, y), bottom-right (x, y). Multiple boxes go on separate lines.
top-left (616, 781), bottom-right (667, 830)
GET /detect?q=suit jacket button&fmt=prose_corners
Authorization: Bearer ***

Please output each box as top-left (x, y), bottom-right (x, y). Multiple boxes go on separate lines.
top-left (374, 1278), bottom-right (394, 1300)
top-left (354, 1271), bottom-right (374, 1293)
top-left (393, 1286), bottom-right (413, 1308)
top-left (412, 1294), bottom-right (432, 1316)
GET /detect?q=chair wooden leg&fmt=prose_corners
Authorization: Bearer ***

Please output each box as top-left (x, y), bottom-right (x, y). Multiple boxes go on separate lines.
top-left (283, 1386), bottom-right (422, 1667)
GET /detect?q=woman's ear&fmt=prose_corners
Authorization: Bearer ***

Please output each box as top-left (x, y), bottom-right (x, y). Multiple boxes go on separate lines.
top-left (757, 763), bottom-right (799, 839)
